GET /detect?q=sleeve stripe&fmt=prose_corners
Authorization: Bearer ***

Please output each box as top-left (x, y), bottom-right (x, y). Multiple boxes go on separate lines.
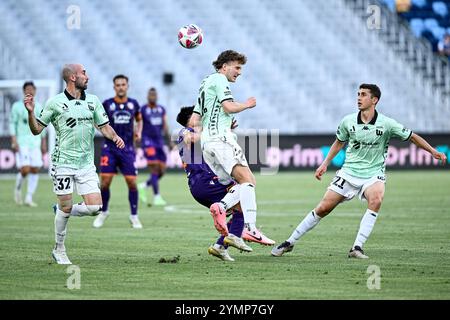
top-left (220, 98), bottom-right (233, 104)
top-left (193, 111), bottom-right (201, 115)
top-left (403, 131), bottom-right (413, 141)
top-left (37, 118), bottom-right (48, 127)
top-left (97, 121), bottom-right (109, 128)
top-left (336, 136), bottom-right (347, 143)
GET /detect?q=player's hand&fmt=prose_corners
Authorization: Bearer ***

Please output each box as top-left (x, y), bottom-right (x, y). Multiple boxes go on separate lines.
top-left (432, 151), bottom-right (447, 165)
top-left (24, 94), bottom-right (35, 112)
top-left (231, 119), bottom-right (238, 130)
top-left (315, 163), bottom-right (328, 180)
top-left (245, 97), bottom-right (256, 109)
top-left (11, 143), bottom-right (19, 153)
top-left (134, 131), bottom-right (141, 143)
top-left (113, 136), bottom-right (125, 149)
top-left (183, 132), bottom-right (192, 149)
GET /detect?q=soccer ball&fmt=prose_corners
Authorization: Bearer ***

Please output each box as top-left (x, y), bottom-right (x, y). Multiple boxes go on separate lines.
top-left (178, 24), bottom-right (203, 49)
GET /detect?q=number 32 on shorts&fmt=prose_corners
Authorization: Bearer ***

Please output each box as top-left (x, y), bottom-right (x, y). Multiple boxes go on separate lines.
top-left (56, 176), bottom-right (73, 191)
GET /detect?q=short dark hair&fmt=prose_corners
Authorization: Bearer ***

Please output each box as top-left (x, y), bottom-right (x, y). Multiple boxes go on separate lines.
top-left (212, 50), bottom-right (247, 71)
top-left (359, 83), bottom-right (381, 103)
top-left (23, 81), bottom-right (35, 91)
top-left (176, 106), bottom-right (195, 127)
top-left (113, 74), bottom-right (129, 83)
top-left (148, 87), bottom-right (157, 93)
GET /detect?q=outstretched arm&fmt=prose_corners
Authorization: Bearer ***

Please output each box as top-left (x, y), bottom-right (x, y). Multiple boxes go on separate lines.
top-left (315, 139), bottom-right (347, 180)
top-left (410, 133), bottom-right (447, 164)
top-left (222, 97), bottom-right (256, 114)
top-left (24, 94), bottom-right (45, 135)
top-left (98, 124), bottom-right (125, 149)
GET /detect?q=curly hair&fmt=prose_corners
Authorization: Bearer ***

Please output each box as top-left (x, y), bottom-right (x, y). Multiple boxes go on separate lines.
top-left (212, 50), bottom-right (247, 71)
top-left (176, 106), bottom-right (195, 127)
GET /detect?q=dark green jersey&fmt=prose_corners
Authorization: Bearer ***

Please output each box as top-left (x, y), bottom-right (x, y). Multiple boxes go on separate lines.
top-left (37, 90), bottom-right (109, 169)
top-left (336, 111), bottom-right (412, 178)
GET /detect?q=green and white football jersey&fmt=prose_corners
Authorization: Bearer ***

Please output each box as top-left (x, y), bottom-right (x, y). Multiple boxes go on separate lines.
top-left (37, 90), bottom-right (109, 169)
top-left (336, 111), bottom-right (412, 178)
top-left (193, 73), bottom-right (234, 144)
top-left (9, 100), bottom-right (43, 149)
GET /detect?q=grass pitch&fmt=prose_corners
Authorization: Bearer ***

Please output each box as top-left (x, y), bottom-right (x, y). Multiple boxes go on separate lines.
top-left (0, 171), bottom-right (449, 299)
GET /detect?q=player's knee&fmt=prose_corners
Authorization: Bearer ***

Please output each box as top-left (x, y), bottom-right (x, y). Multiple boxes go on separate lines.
top-left (59, 204), bottom-right (73, 214)
top-left (100, 180), bottom-right (111, 190)
top-left (368, 195), bottom-right (383, 209)
top-left (86, 205), bottom-right (102, 216)
top-left (315, 203), bottom-right (332, 217)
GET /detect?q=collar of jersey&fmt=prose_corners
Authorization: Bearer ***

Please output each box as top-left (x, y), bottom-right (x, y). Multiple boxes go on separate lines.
top-left (357, 110), bottom-right (378, 125)
top-left (64, 89), bottom-right (86, 101)
top-left (113, 96), bottom-right (128, 104)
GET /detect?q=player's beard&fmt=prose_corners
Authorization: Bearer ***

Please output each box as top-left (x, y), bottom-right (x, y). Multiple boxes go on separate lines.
top-left (75, 78), bottom-right (88, 91)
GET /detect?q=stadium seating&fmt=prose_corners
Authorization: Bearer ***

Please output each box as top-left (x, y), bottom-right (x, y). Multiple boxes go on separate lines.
top-left (0, 0), bottom-right (449, 133)
top-left (382, 0), bottom-right (450, 51)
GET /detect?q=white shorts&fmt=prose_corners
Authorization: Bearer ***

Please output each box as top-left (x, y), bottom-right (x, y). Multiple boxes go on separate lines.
top-left (50, 164), bottom-right (100, 196)
top-left (16, 147), bottom-right (43, 169)
top-left (202, 137), bottom-right (248, 185)
top-left (327, 170), bottom-right (386, 201)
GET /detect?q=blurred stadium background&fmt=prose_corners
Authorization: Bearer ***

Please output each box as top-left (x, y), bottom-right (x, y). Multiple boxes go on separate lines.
top-left (1, 0), bottom-right (449, 174)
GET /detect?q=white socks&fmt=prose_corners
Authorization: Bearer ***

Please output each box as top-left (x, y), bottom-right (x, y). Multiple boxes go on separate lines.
top-left (15, 173), bottom-right (24, 192)
top-left (353, 209), bottom-right (378, 249)
top-left (287, 211), bottom-right (321, 244)
top-left (219, 185), bottom-right (241, 211)
top-left (26, 173), bottom-right (39, 202)
top-left (239, 183), bottom-right (257, 230)
top-left (54, 209), bottom-right (70, 250)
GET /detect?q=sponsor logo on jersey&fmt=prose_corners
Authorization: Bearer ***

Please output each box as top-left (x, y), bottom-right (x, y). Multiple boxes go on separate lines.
top-left (113, 112), bottom-right (132, 124)
top-left (150, 117), bottom-right (163, 126)
top-left (362, 126), bottom-right (369, 130)
top-left (75, 101), bottom-right (82, 106)
top-left (376, 129), bottom-right (383, 136)
top-left (66, 117), bottom-right (76, 128)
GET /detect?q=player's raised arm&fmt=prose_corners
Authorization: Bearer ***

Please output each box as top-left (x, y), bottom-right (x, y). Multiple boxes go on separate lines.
top-left (184, 112), bottom-right (202, 146)
top-left (410, 133), bottom-right (447, 164)
top-left (315, 139), bottom-right (346, 180)
top-left (222, 97), bottom-right (256, 114)
top-left (98, 124), bottom-right (125, 149)
top-left (24, 94), bottom-right (45, 135)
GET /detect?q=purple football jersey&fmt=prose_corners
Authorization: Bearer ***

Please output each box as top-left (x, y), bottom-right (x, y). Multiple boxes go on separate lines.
top-left (103, 97), bottom-right (140, 151)
top-left (141, 104), bottom-right (166, 147)
top-left (176, 128), bottom-right (212, 177)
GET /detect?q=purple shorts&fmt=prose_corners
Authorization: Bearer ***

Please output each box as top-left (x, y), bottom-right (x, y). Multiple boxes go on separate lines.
top-left (100, 147), bottom-right (137, 176)
top-left (143, 145), bottom-right (167, 164)
top-left (189, 173), bottom-right (235, 208)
